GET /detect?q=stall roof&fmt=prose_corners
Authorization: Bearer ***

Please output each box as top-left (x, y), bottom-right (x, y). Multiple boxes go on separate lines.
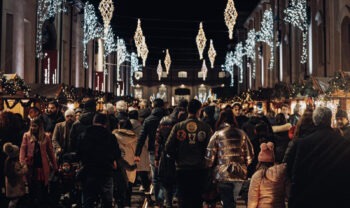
top-left (28, 84), bottom-right (63, 99)
top-left (312, 77), bottom-right (331, 93)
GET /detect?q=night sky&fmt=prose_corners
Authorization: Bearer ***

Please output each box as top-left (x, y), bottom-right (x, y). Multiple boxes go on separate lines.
top-left (86, 0), bottom-right (260, 71)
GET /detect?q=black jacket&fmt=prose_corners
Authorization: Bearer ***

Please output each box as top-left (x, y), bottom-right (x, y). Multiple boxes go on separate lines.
top-left (283, 126), bottom-right (350, 208)
top-left (70, 111), bottom-right (95, 152)
top-left (135, 108), bottom-right (165, 156)
top-left (43, 112), bottom-right (65, 133)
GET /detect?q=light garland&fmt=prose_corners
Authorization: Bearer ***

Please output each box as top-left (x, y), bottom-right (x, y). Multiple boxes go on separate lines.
top-left (104, 25), bottom-right (117, 57)
top-left (245, 29), bottom-right (257, 79)
top-left (164, 49), bottom-right (171, 74)
top-left (157, 60), bottom-right (163, 81)
top-left (196, 22), bottom-right (207, 60)
top-left (134, 19), bottom-right (144, 57)
top-left (284, 0), bottom-right (308, 63)
top-left (258, 9), bottom-right (274, 70)
top-left (201, 60), bottom-right (208, 81)
top-left (233, 42), bottom-right (244, 84)
top-left (140, 38), bottom-right (149, 67)
top-left (130, 52), bottom-right (140, 86)
top-left (224, 51), bottom-right (235, 86)
top-left (208, 39), bottom-right (217, 68)
top-left (224, 0), bottom-right (238, 39)
top-left (116, 37), bottom-right (127, 81)
top-left (83, 2), bottom-right (103, 69)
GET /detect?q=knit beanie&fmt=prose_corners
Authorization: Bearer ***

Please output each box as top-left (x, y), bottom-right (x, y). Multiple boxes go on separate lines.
top-left (258, 142), bottom-right (275, 163)
top-left (64, 109), bottom-right (75, 117)
top-left (3, 142), bottom-right (19, 159)
top-left (116, 100), bottom-right (128, 112)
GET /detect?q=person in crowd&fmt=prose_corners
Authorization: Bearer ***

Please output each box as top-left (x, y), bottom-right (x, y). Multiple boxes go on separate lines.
top-left (272, 113), bottom-right (292, 163)
top-left (74, 108), bottom-right (82, 121)
top-left (165, 99), bottom-right (212, 208)
top-left (20, 117), bottom-right (57, 208)
top-left (52, 109), bottom-right (75, 156)
top-left (266, 110), bottom-right (276, 125)
top-left (248, 142), bottom-right (288, 208)
top-left (232, 102), bottom-right (249, 128)
top-left (138, 100), bottom-right (151, 124)
top-left (77, 113), bottom-right (122, 208)
top-left (42, 101), bottom-right (65, 133)
top-left (335, 109), bottom-right (350, 139)
top-left (105, 103), bottom-right (118, 132)
top-left (3, 142), bottom-right (28, 208)
top-left (201, 106), bottom-right (216, 131)
top-left (288, 103), bottom-right (301, 126)
top-left (281, 104), bottom-right (290, 121)
top-left (206, 111), bottom-right (254, 208)
top-left (291, 108), bottom-right (315, 139)
top-left (134, 98), bottom-right (166, 207)
top-left (116, 100), bottom-right (131, 127)
top-left (70, 98), bottom-right (96, 152)
top-left (215, 109), bottom-right (237, 131)
top-left (283, 107), bottom-right (350, 208)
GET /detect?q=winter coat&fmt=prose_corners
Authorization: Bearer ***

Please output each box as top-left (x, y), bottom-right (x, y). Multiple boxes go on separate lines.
top-left (52, 121), bottom-right (73, 155)
top-left (4, 158), bottom-right (28, 198)
top-left (20, 132), bottom-right (57, 186)
top-left (248, 163), bottom-right (289, 208)
top-left (42, 112), bottom-right (65, 133)
top-left (273, 123), bottom-right (292, 163)
top-left (130, 119), bottom-right (150, 172)
top-left (113, 129), bottom-right (137, 183)
top-left (70, 111), bottom-right (95, 152)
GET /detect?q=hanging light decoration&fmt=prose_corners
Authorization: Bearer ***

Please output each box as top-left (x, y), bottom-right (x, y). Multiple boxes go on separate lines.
top-left (201, 60), bottom-right (208, 81)
top-left (130, 52), bottom-right (140, 86)
top-left (116, 37), bottom-right (128, 81)
top-left (224, 51), bottom-right (234, 86)
top-left (208, 39), bottom-right (217, 68)
top-left (157, 60), bottom-right (163, 81)
top-left (164, 49), bottom-right (171, 74)
top-left (224, 0), bottom-right (238, 39)
top-left (134, 19), bottom-right (145, 57)
top-left (99, 0), bottom-right (114, 35)
top-left (258, 9), bottom-right (274, 70)
top-left (284, 0), bottom-right (308, 63)
top-left (245, 29), bottom-right (257, 79)
top-left (196, 22), bottom-right (207, 60)
top-left (233, 42), bottom-right (244, 84)
top-left (140, 38), bottom-right (149, 67)
top-left (104, 25), bottom-right (117, 57)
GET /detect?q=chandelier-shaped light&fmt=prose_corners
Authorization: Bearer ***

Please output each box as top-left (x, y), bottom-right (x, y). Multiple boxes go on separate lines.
top-left (196, 22), bottom-right (207, 60)
top-left (99, 0), bottom-right (114, 35)
top-left (284, 0), bottom-right (308, 63)
top-left (245, 29), bottom-right (257, 79)
top-left (164, 49), bottom-right (171, 74)
top-left (258, 9), bottom-right (274, 70)
top-left (233, 42), bottom-right (244, 84)
top-left (208, 39), bottom-right (217, 68)
top-left (201, 60), bottom-right (208, 81)
top-left (157, 60), bottom-right (163, 81)
top-left (83, 2), bottom-right (103, 69)
top-left (130, 52), bottom-right (140, 86)
top-left (104, 25), bottom-right (117, 57)
top-left (224, 51), bottom-right (234, 86)
top-left (140, 38), bottom-right (149, 67)
top-left (116, 37), bottom-right (127, 80)
top-left (134, 19), bottom-right (145, 57)
top-left (224, 0), bottom-right (238, 39)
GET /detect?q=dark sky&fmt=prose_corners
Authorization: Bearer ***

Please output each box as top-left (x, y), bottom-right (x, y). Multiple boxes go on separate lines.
top-left (87, 0), bottom-right (260, 70)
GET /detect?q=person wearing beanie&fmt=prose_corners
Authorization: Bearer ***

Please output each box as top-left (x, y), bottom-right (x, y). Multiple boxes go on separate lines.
top-left (248, 142), bottom-right (289, 208)
top-left (202, 105), bottom-right (216, 131)
top-left (336, 109), bottom-right (350, 139)
top-left (3, 142), bottom-right (28, 208)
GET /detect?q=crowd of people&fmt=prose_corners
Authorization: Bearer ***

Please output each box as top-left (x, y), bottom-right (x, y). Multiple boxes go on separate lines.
top-left (1, 97), bottom-right (350, 208)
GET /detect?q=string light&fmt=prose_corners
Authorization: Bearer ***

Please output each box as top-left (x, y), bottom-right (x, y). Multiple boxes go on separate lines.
top-left (157, 60), bottom-right (163, 81)
top-left (201, 60), bottom-right (208, 81)
top-left (104, 25), bottom-right (117, 57)
top-left (140, 38), bottom-right (149, 67)
top-left (233, 42), bottom-right (244, 84)
top-left (245, 29), bottom-right (257, 79)
top-left (99, 0), bottom-right (114, 35)
top-left (164, 49), bottom-right (171, 74)
top-left (258, 9), bottom-right (274, 70)
top-left (83, 2), bottom-right (103, 69)
top-left (224, 51), bottom-right (234, 86)
top-left (208, 39), bottom-right (217, 68)
top-left (134, 19), bottom-right (144, 57)
top-left (224, 0), bottom-right (238, 39)
top-left (130, 52), bottom-right (140, 86)
top-left (196, 22), bottom-right (207, 60)
top-left (284, 0), bottom-right (308, 63)
top-left (116, 37), bottom-right (128, 81)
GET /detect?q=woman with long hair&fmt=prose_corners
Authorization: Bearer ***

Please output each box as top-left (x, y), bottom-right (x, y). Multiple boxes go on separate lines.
top-left (293, 108), bottom-right (315, 139)
top-left (215, 109), bottom-right (237, 131)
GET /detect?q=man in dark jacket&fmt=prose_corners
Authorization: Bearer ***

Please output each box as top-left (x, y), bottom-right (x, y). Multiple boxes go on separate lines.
top-left (283, 107), bottom-right (350, 208)
top-left (78, 113), bottom-right (122, 208)
top-left (42, 100), bottom-right (65, 133)
top-left (165, 99), bottom-right (212, 208)
top-left (336, 109), bottom-right (350, 139)
top-left (134, 98), bottom-right (165, 206)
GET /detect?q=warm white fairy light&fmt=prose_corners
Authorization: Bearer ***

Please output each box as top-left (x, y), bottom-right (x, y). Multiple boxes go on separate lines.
top-left (245, 29), bottom-right (257, 79)
top-left (208, 39), bottom-right (217, 68)
top-left (99, 0), bottom-right (114, 34)
top-left (134, 19), bottom-right (144, 57)
top-left (224, 51), bottom-right (235, 86)
top-left (140, 38), bottom-right (149, 67)
top-left (104, 25), bottom-right (117, 57)
top-left (83, 2), bottom-right (103, 69)
top-left (233, 42), bottom-right (244, 84)
top-left (164, 49), bottom-right (171, 74)
top-left (284, 0), bottom-right (308, 63)
top-left (130, 52), bottom-right (140, 86)
top-left (196, 22), bottom-right (207, 60)
top-left (201, 60), bottom-right (208, 81)
top-left (224, 0), bottom-right (238, 39)
top-left (258, 9), bottom-right (274, 70)
top-left (116, 37), bottom-right (127, 81)
top-left (157, 60), bottom-right (163, 81)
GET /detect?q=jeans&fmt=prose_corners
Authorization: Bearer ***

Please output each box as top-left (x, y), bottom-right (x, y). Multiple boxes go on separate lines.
top-left (149, 152), bottom-right (164, 204)
top-left (218, 182), bottom-right (243, 208)
top-left (82, 176), bottom-right (113, 208)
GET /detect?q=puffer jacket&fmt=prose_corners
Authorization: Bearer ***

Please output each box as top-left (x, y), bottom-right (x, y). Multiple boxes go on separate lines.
top-left (206, 125), bottom-right (254, 182)
top-left (248, 163), bottom-right (289, 208)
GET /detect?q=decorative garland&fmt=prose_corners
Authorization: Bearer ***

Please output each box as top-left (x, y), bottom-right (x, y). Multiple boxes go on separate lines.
top-left (0, 74), bottom-right (31, 96)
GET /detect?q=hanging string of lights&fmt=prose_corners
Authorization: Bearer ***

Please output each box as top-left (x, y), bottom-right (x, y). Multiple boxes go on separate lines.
top-left (157, 60), bottom-right (163, 81)
top-left (164, 49), bottom-right (172, 74)
top-left (134, 19), bottom-right (145, 57)
top-left (130, 52), bottom-right (141, 86)
top-left (201, 60), bottom-right (208, 81)
top-left (117, 37), bottom-right (128, 81)
top-left (245, 29), bottom-right (257, 79)
top-left (224, 0), bottom-right (238, 39)
top-left (196, 22), bottom-right (207, 60)
top-left (208, 40), bottom-right (217, 68)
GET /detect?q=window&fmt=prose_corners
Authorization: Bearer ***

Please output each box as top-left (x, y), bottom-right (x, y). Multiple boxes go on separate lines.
top-left (198, 71), bottom-right (203, 78)
top-left (178, 71), bottom-right (187, 78)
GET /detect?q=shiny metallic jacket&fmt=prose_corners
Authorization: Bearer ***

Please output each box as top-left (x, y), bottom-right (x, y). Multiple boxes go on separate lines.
top-left (205, 126), bottom-right (254, 182)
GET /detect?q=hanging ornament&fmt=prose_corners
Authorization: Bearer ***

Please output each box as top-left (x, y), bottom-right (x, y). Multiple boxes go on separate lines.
top-left (208, 39), bottom-right (217, 68)
top-left (99, 0), bottom-right (114, 35)
top-left (157, 60), bottom-right (163, 81)
top-left (245, 29), bottom-right (257, 79)
top-left (134, 19), bottom-right (145, 57)
top-left (116, 37), bottom-right (128, 81)
top-left (258, 9), bottom-right (274, 70)
top-left (140, 38), bottom-right (149, 67)
top-left (196, 22), bottom-right (207, 60)
top-left (233, 42), bottom-right (244, 84)
top-left (284, 0), bottom-right (308, 63)
top-left (164, 49), bottom-right (171, 74)
top-left (224, 0), bottom-right (238, 39)
top-left (104, 25), bottom-right (117, 57)
top-left (201, 60), bottom-right (208, 81)
top-left (224, 51), bottom-right (234, 86)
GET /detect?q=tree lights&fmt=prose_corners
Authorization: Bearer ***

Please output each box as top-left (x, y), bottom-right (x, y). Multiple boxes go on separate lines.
top-left (164, 49), bottom-right (171, 74)
top-left (196, 22), bottom-right (207, 60)
top-left (258, 9), bottom-right (274, 70)
top-left (224, 0), bottom-right (238, 39)
top-left (245, 29), bottom-right (257, 79)
top-left (130, 52), bottom-right (140, 86)
top-left (104, 25), bottom-right (117, 57)
top-left (224, 51), bottom-right (235, 86)
top-left (233, 42), bottom-right (244, 83)
top-left (116, 37), bottom-right (128, 81)
top-left (208, 40), bottom-right (217, 68)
